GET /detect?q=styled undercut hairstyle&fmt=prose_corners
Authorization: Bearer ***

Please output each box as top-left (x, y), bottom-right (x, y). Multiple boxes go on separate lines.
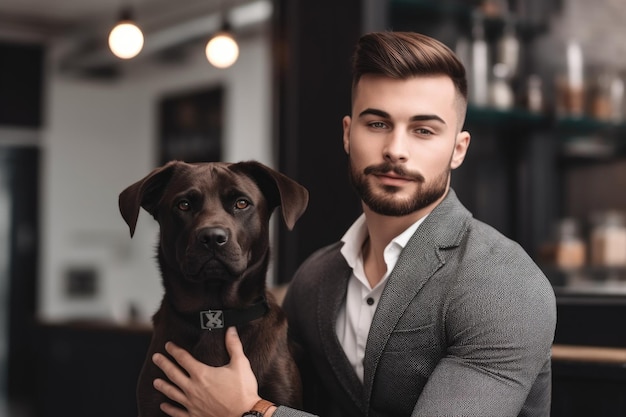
top-left (351, 31), bottom-right (468, 128)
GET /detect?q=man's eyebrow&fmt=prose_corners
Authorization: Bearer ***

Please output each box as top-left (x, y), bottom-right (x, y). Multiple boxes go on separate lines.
top-left (410, 114), bottom-right (446, 125)
top-left (358, 108), bottom-right (446, 125)
top-left (358, 108), bottom-right (389, 119)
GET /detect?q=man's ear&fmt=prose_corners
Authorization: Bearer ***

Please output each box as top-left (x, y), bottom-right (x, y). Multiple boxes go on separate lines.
top-left (342, 115), bottom-right (352, 154)
top-left (451, 131), bottom-right (471, 170)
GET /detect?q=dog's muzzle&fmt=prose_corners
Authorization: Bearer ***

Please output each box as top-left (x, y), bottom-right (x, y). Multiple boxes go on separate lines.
top-left (198, 226), bottom-right (229, 248)
top-left (178, 226), bottom-right (246, 281)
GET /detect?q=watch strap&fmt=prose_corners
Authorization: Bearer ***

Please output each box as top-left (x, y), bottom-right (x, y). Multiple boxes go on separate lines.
top-left (242, 399), bottom-right (275, 417)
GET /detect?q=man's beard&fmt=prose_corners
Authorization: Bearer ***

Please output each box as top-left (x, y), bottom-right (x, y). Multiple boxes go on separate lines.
top-left (349, 159), bottom-right (449, 216)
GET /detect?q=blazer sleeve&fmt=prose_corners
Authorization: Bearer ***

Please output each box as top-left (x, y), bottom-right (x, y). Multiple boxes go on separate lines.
top-left (411, 250), bottom-right (556, 416)
top-left (273, 406), bottom-right (318, 417)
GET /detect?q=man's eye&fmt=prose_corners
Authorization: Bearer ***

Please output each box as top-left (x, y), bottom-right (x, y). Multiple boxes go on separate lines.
top-left (235, 199), bottom-right (250, 210)
top-left (415, 128), bottom-right (434, 135)
top-left (369, 121), bottom-right (387, 129)
top-left (177, 200), bottom-right (191, 211)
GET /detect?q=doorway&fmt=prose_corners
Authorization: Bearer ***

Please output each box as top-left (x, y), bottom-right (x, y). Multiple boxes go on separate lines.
top-left (0, 146), bottom-right (39, 414)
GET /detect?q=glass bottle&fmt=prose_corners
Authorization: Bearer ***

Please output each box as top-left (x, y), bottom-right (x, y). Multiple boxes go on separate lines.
top-left (490, 63), bottom-right (514, 110)
top-left (590, 211), bottom-right (626, 267)
top-left (525, 74), bottom-right (544, 113)
top-left (470, 13), bottom-right (489, 107)
top-left (553, 218), bottom-right (586, 270)
top-left (497, 19), bottom-right (519, 80)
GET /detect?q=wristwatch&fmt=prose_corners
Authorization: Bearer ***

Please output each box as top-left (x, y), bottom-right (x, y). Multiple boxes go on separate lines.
top-left (241, 399), bottom-right (275, 417)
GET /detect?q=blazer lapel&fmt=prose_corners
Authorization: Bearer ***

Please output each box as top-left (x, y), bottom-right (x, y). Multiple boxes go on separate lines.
top-left (361, 190), bottom-right (471, 412)
top-left (317, 249), bottom-right (368, 414)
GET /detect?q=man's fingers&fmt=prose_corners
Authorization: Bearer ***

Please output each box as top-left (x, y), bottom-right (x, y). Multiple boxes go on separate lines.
top-left (153, 377), bottom-right (188, 406)
top-left (164, 342), bottom-right (203, 377)
top-left (225, 327), bottom-right (248, 365)
top-left (153, 350), bottom-right (192, 390)
top-left (153, 334), bottom-right (259, 417)
top-left (159, 401), bottom-right (189, 417)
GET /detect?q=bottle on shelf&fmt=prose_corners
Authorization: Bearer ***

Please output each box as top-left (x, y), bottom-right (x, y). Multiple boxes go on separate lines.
top-left (496, 18), bottom-right (520, 80)
top-left (489, 63), bottom-right (514, 110)
top-left (609, 73), bottom-right (624, 123)
top-left (590, 211), bottom-right (626, 268)
top-left (554, 218), bottom-right (587, 270)
top-left (470, 13), bottom-right (489, 107)
top-left (524, 74), bottom-right (544, 113)
top-left (556, 40), bottom-right (585, 117)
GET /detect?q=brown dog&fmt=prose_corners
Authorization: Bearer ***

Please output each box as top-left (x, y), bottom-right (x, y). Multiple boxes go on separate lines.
top-left (119, 160), bottom-right (308, 417)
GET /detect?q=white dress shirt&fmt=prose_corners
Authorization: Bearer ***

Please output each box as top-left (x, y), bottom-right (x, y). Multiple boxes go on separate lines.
top-left (336, 214), bottom-right (426, 382)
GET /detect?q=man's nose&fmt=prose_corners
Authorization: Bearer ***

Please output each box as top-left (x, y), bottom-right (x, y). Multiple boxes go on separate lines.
top-left (383, 131), bottom-right (409, 163)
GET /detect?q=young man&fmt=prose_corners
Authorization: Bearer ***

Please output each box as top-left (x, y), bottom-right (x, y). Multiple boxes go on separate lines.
top-left (152, 31), bottom-right (556, 417)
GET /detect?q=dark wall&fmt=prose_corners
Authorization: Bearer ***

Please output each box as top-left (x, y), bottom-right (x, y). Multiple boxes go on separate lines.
top-left (3, 148), bottom-right (39, 405)
top-left (274, 0), bottom-right (363, 282)
top-left (0, 42), bottom-right (45, 127)
top-left (0, 40), bottom-right (44, 409)
top-left (35, 323), bottom-right (150, 417)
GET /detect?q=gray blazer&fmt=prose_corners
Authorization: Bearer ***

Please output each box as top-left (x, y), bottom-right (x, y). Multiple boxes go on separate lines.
top-left (276, 189), bottom-right (556, 417)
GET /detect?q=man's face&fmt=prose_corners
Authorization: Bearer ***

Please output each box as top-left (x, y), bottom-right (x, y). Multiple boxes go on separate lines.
top-left (343, 74), bottom-right (470, 217)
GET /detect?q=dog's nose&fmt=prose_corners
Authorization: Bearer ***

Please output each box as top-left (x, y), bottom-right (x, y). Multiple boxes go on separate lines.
top-left (198, 227), bottom-right (229, 248)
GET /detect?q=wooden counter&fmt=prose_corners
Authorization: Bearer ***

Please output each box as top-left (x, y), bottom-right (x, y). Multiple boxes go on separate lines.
top-left (552, 344), bottom-right (626, 364)
top-left (551, 344), bottom-right (626, 417)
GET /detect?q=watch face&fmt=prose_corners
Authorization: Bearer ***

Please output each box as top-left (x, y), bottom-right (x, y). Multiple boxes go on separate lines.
top-left (241, 412), bottom-right (262, 417)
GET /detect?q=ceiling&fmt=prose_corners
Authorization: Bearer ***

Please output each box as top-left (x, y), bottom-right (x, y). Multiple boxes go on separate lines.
top-left (0, 0), bottom-right (271, 77)
top-left (0, 0), bottom-right (248, 42)
top-left (0, 0), bottom-right (146, 23)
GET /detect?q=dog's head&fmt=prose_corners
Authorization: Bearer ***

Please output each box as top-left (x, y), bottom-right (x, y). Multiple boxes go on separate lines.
top-left (119, 160), bottom-right (308, 287)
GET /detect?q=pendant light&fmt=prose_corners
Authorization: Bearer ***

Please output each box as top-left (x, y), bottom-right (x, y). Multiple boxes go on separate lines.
top-left (205, 18), bottom-right (239, 69)
top-left (108, 7), bottom-right (144, 60)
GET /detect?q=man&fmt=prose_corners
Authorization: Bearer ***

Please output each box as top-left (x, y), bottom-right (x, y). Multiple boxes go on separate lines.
top-left (152, 31), bottom-right (556, 417)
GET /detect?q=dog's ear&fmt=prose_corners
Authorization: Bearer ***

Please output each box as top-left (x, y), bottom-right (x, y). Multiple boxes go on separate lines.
top-left (231, 161), bottom-right (309, 230)
top-left (118, 161), bottom-right (180, 237)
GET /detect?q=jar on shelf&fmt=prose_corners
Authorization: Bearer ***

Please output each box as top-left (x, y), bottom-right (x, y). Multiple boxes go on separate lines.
top-left (555, 41), bottom-right (585, 117)
top-left (553, 218), bottom-right (586, 269)
top-left (609, 73), bottom-right (624, 123)
top-left (590, 211), bottom-right (626, 267)
top-left (490, 63), bottom-right (515, 110)
top-left (589, 70), bottom-right (613, 121)
top-left (524, 74), bottom-right (544, 113)
top-left (588, 69), bottom-right (624, 122)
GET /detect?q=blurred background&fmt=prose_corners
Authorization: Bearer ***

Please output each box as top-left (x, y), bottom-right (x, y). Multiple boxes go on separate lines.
top-left (2, 0), bottom-right (626, 416)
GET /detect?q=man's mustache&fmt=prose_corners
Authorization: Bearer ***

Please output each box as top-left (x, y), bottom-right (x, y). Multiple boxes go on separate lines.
top-left (364, 162), bottom-right (425, 183)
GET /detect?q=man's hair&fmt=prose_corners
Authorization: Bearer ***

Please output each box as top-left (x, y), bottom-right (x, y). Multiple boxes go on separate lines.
top-left (351, 31), bottom-right (468, 126)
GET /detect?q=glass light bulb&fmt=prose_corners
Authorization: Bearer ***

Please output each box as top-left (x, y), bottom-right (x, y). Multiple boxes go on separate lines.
top-left (108, 22), bottom-right (144, 59)
top-left (205, 32), bottom-right (239, 69)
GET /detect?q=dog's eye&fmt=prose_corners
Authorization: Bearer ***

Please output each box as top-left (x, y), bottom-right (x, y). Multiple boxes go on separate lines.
top-left (234, 199), bottom-right (250, 210)
top-left (177, 200), bottom-right (191, 211)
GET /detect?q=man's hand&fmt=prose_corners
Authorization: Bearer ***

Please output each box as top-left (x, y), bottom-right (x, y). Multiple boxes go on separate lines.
top-left (152, 326), bottom-right (262, 417)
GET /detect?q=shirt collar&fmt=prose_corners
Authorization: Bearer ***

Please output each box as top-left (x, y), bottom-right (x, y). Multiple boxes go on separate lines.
top-left (340, 213), bottom-right (427, 270)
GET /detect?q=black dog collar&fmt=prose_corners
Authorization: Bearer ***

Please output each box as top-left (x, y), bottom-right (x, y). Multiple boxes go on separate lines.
top-left (173, 296), bottom-right (269, 330)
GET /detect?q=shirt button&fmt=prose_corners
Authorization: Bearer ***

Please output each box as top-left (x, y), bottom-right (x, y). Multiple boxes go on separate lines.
top-left (366, 297), bottom-right (375, 306)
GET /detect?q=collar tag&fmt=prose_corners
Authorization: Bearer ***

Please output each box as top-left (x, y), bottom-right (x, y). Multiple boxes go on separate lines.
top-left (200, 310), bottom-right (224, 330)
